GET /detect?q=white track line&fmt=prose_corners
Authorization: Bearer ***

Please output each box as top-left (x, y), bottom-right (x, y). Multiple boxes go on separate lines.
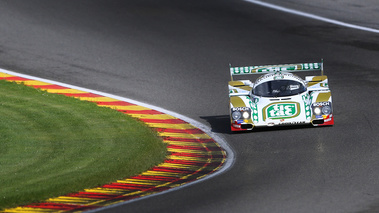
top-left (244, 0), bottom-right (379, 34)
top-left (0, 67), bottom-right (236, 211)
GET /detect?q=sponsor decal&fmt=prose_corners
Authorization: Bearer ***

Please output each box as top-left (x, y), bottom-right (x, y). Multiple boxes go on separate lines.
top-left (233, 123), bottom-right (241, 128)
top-left (255, 73), bottom-right (306, 85)
top-left (255, 73), bottom-right (276, 83)
top-left (302, 93), bottom-right (311, 120)
top-left (278, 121), bottom-right (306, 125)
top-left (263, 102), bottom-right (300, 121)
top-left (312, 101), bottom-right (330, 107)
top-left (231, 107), bottom-right (250, 111)
top-left (320, 83), bottom-right (328, 88)
top-left (315, 115), bottom-right (323, 119)
top-left (231, 63), bottom-right (321, 75)
top-left (289, 85), bottom-right (300, 90)
top-left (247, 96), bottom-right (259, 123)
top-left (274, 75), bottom-right (284, 80)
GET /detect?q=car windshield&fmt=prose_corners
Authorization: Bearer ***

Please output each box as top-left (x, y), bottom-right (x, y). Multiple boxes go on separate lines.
top-left (253, 80), bottom-right (306, 97)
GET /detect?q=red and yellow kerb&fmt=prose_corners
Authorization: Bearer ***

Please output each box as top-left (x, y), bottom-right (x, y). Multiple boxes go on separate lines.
top-left (0, 72), bottom-right (226, 212)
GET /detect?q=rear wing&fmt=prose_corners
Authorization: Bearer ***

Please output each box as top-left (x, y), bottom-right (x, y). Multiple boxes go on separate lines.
top-left (230, 61), bottom-right (323, 81)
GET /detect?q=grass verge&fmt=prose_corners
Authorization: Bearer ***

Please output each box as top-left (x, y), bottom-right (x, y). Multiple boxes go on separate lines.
top-left (0, 80), bottom-right (167, 210)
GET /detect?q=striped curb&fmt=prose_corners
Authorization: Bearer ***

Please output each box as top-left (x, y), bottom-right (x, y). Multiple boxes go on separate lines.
top-left (0, 71), bottom-right (231, 212)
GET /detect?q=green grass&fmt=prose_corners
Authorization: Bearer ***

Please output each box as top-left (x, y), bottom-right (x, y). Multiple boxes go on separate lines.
top-left (0, 80), bottom-right (167, 210)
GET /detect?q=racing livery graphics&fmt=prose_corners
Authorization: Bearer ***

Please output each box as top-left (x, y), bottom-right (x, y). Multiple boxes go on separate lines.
top-left (228, 61), bottom-right (334, 131)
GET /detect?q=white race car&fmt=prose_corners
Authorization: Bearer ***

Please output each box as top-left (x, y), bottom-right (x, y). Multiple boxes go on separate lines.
top-left (228, 62), bottom-right (334, 131)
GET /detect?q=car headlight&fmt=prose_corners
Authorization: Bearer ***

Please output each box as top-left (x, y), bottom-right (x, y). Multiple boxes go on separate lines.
top-left (312, 102), bottom-right (332, 116)
top-left (232, 111), bottom-right (241, 120)
top-left (313, 107), bottom-right (322, 115)
top-left (322, 105), bottom-right (332, 115)
top-left (242, 111), bottom-right (250, 119)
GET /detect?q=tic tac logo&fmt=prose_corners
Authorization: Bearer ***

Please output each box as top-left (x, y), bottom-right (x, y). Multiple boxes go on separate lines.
top-left (264, 102), bottom-right (300, 120)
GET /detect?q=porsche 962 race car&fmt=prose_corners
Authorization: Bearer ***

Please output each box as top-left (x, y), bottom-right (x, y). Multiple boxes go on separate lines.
top-left (228, 62), bottom-right (334, 131)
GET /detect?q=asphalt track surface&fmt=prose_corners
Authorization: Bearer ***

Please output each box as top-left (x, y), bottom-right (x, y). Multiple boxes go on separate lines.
top-left (0, 0), bottom-right (378, 212)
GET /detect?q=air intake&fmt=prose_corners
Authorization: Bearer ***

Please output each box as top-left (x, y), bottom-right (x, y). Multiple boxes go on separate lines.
top-left (312, 119), bottom-right (324, 125)
top-left (241, 124), bottom-right (253, 129)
